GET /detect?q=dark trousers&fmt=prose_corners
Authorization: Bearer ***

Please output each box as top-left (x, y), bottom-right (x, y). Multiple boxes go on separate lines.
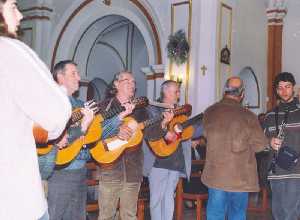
top-left (270, 178), bottom-right (300, 220)
top-left (48, 168), bottom-right (87, 220)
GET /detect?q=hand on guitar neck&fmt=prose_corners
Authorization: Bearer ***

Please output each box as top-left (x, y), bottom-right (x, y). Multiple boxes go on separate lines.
top-left (56, 101), bottom-right (96, 150)
top-left (118, 102), bottom-right (135, 120)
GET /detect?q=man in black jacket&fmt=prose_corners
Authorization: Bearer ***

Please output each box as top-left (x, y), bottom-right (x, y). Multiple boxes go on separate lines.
top-left (264, 72), bottom-right (300, 220)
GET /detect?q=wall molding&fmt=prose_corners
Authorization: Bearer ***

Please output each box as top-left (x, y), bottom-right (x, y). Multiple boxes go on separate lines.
top-left (21, 6), bottom-right (53, 13)
top-left (22, 16), bottom-right (50, 21)
top-left (146, 73), bottom-right (164, 80)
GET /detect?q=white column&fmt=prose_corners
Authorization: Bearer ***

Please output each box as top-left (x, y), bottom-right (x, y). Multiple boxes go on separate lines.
top-left (189, 0), bottom-right (218, 115)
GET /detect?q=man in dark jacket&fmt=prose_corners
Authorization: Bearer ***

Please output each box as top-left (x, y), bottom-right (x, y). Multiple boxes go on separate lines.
top-left (96, 71), bottom-right (149, 220)
top-left (264, 72), bottom-right (300, 220)
top-left (201, 76), bottom-right (268, 220)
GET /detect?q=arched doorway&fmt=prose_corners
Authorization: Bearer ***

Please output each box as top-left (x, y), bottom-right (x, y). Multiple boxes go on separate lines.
top-left (49, 0), bottom-right (163, 100)
top-left (73, 15), bottom-right (148, 97)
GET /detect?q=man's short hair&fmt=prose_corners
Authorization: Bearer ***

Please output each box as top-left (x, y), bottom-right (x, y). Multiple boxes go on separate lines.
top-left (223, 78), bottom-right (244, 97)
top-left (160, 80), bottom-right (178, 100)
top-left (52, 60), bottom-right (77, 82)
top-left (273, 72), bottom-right (296, 89)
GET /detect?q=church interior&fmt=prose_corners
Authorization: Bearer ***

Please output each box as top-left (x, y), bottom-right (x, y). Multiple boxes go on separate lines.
top-left (15, 0), bottom-right (299, 219)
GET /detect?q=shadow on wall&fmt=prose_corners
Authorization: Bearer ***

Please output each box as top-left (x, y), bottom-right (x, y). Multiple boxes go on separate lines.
top-left (238, 66), bottom-right (260, 109)
top-left (87, 77), bottom-right (109, 102)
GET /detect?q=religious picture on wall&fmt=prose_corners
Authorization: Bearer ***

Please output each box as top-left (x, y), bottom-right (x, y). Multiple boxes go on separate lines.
top-left (220, 45), bottom-right (231, 65)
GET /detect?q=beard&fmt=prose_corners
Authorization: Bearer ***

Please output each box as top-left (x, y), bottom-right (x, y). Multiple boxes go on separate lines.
top-left (280, 95), bottom-right (294, 103)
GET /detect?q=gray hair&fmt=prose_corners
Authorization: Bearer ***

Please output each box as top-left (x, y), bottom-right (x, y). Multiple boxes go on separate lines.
top-left (160, 80), bottom-right (178, 100)
top-left (106, 70), bottom-right (132, 98)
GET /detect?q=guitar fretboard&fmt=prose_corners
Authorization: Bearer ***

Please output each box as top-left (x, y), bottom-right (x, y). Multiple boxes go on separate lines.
top-left (142, 104), bottom-right (192, 128)
top-left (181, 113), bottom-right (203, 129)
top-left (69, 97), bottom-right (148, 126)
top-left (100, 105), bottom-right (125, 120)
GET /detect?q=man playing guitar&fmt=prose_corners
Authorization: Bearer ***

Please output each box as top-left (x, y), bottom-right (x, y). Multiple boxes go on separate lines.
top-left (96, 71), bottom-right (148, 220)
top-left (38, 60), bottom-right (96, 220)
top-left (143, 80), bottom-right (192, 220)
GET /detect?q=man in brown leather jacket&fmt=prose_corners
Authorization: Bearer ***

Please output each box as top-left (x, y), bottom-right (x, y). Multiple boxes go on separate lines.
top-left (201, 77), bottom-right (268, 220)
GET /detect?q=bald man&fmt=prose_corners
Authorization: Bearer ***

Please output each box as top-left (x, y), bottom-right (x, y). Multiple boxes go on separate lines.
top-left (201, 77), bottom-right (268, 220)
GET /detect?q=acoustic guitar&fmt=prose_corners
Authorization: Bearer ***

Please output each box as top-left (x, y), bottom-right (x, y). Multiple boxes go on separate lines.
top-left (32, 97), bottom-right (148, 155)
top-left (89, 104), bottom-right (192, 164)
top-left (148, 112), bottom-right (203, 157)
top-left (54, 97), bottom-right (149, 165)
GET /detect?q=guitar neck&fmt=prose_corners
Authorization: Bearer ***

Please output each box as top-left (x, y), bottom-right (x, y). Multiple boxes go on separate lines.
top-left (69, 110), bottom-right (83, 125)
top-left (142, 115), bottom-right (164, 128)
top-left (100, 96), bottom-right (149, 120)
top-left (181, 113), bottom-right (203, 129)
top-left (99, 105), bottom-right (125, 120)
top-left (139, 104), bottom-right (192, 129)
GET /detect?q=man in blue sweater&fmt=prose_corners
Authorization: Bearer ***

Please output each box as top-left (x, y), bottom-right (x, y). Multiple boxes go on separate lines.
top-left (39, 60), bottom-right (95, 220)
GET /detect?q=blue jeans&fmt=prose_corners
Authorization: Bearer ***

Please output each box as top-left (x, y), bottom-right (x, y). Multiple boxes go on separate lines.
top-left (206, 188), bottom-right (248, 220)
top-left (270, 178), bottom-right (300, 220)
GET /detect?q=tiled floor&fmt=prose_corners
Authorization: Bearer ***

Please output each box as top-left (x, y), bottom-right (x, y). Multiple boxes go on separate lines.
top-left (87, 207), bottom-right (273, 220)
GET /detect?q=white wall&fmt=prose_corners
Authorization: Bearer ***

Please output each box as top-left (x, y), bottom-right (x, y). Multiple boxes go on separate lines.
top-left (18, 0), bottom-right (268, 113)
top-left (231, 0), bottom-right (268, 113)
top-left (283, 0), bottom-right (300, 84)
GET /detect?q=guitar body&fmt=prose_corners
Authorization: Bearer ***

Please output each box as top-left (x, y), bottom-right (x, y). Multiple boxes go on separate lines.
top-left (148, 115), bottom-right (194, 157)
top-left (55, 137), bottom-right (85, 165)
top-left (84, 114), bottom-right (103, 143)
top-left (90, 117), bottom-right (143, 164)
top-left (37, 144), bottom-right (53, 155)
top-left (55, 115), bottom-right (104, 165)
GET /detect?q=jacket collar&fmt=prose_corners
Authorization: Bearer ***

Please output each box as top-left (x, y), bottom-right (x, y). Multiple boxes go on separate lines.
top-left (221, 97), bottom-right (242, 106)
top-left (278, 97), bottom-right (300, 111)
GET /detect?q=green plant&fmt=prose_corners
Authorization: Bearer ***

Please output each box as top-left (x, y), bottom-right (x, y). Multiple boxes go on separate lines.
top-left (167, 30), bottom-right (190, 65)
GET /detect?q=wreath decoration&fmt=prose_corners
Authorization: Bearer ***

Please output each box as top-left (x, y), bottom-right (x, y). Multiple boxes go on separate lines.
top-left (167, 30), bottom-right (190, 65)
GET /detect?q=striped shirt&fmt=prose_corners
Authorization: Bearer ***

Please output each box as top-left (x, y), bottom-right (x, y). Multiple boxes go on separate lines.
top-left (264, 98), bottom-right (300, 179)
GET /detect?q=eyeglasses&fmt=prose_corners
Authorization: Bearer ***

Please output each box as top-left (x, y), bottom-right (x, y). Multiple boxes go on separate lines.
top-left (118, 79), bottom-right (136, 85)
